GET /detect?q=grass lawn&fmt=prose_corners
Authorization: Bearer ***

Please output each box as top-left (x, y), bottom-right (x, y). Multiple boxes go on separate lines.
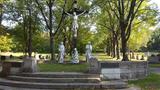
top-left (129, 73), bottom-right (160, 90)
top-left (149, 64), bottom-right (160, 67)
top-left (38, 63), bottom-right (89, 72)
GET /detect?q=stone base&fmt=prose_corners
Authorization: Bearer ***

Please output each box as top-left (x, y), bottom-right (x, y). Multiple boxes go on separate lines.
top-left (88, 57), bottom-right (100, 74)
top-left (20, 57), bottom-right (38, 73)
top-left (100, 61), bottom-right (148, 80)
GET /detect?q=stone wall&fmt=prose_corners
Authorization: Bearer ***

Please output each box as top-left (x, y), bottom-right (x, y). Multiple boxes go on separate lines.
top-left (100, 61), bottom-right (148, 80)
top-left (0, 62), bottom-right (2, 72)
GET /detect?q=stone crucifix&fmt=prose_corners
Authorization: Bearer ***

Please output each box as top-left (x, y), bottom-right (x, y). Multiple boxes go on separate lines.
top-left (65, 0), bottom-right (87, 63)
top-left (65, 11), bottom-right (86, 38)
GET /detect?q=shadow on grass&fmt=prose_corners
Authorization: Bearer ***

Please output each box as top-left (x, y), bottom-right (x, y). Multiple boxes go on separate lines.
top-left (129, 73), bottom-right (160, 90)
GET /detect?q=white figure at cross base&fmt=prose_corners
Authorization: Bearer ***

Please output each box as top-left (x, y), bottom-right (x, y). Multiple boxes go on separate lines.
top-left (65, 11), bottom-right (86, 37)
top-left (85, 42), bottom-right (92, 62)
top-left (71, 48), bottom-right (79, 64)
top-left (58, 42), bottom-right (65, 63)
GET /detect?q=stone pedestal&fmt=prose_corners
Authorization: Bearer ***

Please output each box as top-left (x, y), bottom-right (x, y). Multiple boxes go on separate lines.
top-left (0, 62), bottom-right (11, 77)
top-left (21, 57), bottom-right (38, 73)
top-left (100, 61), bottom-right (148, 80)
top-left (88, 57), bottom-right (99, 74)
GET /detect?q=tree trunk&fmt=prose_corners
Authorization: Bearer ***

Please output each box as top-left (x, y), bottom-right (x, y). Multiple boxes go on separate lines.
top-left (28, 8), bottom-right (32, 57)
top-left (112, 34), bottom-right (117, 58)
top-left (23, 16), bottom-right (28, 55)
top-left (49, 0), bottom-right (55, 62)
top-left (116, 39), bottom-right (120, 59)
top-left (121, 28), bottom-right (129, 61)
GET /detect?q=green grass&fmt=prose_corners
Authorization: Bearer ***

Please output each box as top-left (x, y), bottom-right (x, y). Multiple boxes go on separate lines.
top-left (129, 73), bottom-right (160, 90)
top-left (38, 63), bottom-right (89, 72)
top-left (149, 64), bottom-right (160, 67)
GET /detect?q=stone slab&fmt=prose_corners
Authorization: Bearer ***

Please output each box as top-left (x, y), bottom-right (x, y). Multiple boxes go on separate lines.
top-left (101, 68), bottom-right (120, 79)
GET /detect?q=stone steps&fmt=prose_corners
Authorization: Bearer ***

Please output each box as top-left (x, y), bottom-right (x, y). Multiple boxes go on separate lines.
top-left (7, 76), bottom-right (101, 83)
top-left (0, 78), bottom-right (127, 89)
top-left (15, 72), bottom-right (100, 78)
top-left (0, 72), bottom-right (128, 89)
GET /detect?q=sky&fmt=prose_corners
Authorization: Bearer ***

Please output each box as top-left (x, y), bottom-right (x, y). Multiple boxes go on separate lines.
top-left (151, 0), bottom-right (160, 9)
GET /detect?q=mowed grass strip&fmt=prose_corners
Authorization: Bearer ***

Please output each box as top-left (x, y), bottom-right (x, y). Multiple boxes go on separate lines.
top-left (149, 64), bottom-right (160, 68)
top-left (129, 73), bottom-right (160, 90)
top-left (38, 63), bottom-right (89, 72)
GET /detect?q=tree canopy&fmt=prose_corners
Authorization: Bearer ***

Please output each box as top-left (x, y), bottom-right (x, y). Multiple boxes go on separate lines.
top-left (0, 0), bottom-right (159, 60)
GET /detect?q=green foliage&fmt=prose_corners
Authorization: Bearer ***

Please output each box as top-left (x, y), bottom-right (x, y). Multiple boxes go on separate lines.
top-left (147, 28), bottom-right (160, 51)
top-left (0, 0), bottom-right (159, 55)
top-left (0, 34), bottom-right (14, 51)
top-left (0, 25), bottom-right (14, 51)
top-left (128, 24), bottom-right (152, 51)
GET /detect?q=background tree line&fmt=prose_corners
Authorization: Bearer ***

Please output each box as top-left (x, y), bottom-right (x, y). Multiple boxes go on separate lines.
top-left (0, 0), bottom-right (159, 61)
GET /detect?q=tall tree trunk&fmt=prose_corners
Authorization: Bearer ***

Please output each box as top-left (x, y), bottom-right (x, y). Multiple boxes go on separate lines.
top-left (121, 28), bottom-right (128, 61)
top-left (23, 16), bottom-right (28, 55)
top-left (112, 36), bottom-right (116, 58)
top-left (28, 7), bottom-right (32, 57)
top-left (116, 39), bottom-right (120, 59)
top-left (49, 0), bottom-right (55, 62)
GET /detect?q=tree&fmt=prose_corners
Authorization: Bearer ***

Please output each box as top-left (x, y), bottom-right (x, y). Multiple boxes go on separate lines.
top-left (0, 25), bottom-right (14, 51)
top-left (35, 0), bottom-right (67, 62)
top-left (147, 28), bottom-right (160, 51)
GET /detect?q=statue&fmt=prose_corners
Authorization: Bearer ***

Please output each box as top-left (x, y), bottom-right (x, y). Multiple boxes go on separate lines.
top-left (85, 42), bottom-right (92, 62)
top-left (34, 52), bottom-right (40, 61)
top-left (65, 11), bottom-right (86, 37)
top-left (58, 42), bottom-right (65, 63)
top-left (71, 48), bottom-right (79, 64)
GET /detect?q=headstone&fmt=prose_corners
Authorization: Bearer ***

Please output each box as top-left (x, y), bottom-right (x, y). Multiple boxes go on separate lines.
top-left (46, 55), bottom-right (49, 59)
top-left (20, 57), bottom-right (38, 72)
top-left (131, 52), bottom-right (135, 59)
top-left (39, 55), bottom-right (42, 59)
top-left (88, 57), bottom-right (99, 73)
top-left (10, 54), bottom-right (13, 59)
top-left (136, 54), bottom-right (139, 60)
top-left (140, 55), bottom-right (144, 60)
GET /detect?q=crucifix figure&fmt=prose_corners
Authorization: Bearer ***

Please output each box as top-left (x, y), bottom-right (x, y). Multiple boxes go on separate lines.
top-left (65, 11), bottom-right (86, 37)
top-left (65, 0), bottom-right (87, 63)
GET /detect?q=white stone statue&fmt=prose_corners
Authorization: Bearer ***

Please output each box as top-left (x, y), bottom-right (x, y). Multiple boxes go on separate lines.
top-left (65, 11), bottom-right (86, 37)
top-left (71, 48), bottom-right (79, 64)
top-left (35, 52), bottom-right (40, 61)
top-left (85, 42), bottom-right (92, 62)
top-left (58, 42), bottom-right (65, 63)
